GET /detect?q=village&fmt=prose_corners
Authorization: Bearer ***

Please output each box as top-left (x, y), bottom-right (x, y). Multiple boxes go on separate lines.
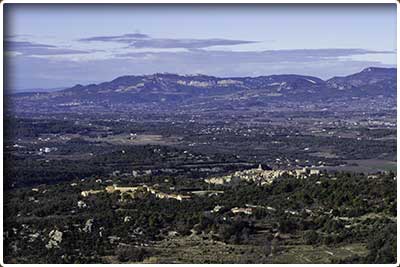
top-left (205, 164), bottom-right (321, 186)
top-left (79, 164), bottom-right (323, 203)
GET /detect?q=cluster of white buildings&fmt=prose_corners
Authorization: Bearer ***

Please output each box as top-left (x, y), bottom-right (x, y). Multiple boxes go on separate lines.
top-left (204, 165), bottom-right (321, 186)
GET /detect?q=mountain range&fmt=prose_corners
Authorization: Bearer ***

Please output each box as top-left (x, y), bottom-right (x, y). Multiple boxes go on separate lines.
top-left (9, 67), bottom-right (396, 111)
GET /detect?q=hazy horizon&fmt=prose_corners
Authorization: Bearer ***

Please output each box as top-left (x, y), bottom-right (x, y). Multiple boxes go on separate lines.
top-left (4, 4), bottom-right (397, 91)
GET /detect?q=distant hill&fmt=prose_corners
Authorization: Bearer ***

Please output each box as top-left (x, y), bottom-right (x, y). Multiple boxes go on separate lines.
top-left (326, 67), bottom-right (396, 96)
top-left (9, 67), bottom-right (396, 111)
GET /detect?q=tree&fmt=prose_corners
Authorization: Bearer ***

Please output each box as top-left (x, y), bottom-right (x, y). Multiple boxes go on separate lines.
top-left (303, 230), bottom-right (319, 245)
top-left (366, 223), bottom-right (396, 263)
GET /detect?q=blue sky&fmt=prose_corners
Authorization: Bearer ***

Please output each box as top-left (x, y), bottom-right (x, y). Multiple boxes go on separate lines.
top-left (4, 4), bottom-right (397, 91)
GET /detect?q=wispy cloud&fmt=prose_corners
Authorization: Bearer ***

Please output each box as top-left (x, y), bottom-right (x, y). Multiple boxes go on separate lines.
top-left (5, 40), bottom-right (91, 56)
top-left (116, 48), bottom-right (394, 63)
top-left (128, 38), bottom-right (257, 49)
top-left (4, 34), bottom-right (34, 41)
top-left (78, 33), bottom-right (149, 42)
top-left (78, 32), bottom-right (257, 49)
top-left (5, 40), bottom-right (56, 49)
